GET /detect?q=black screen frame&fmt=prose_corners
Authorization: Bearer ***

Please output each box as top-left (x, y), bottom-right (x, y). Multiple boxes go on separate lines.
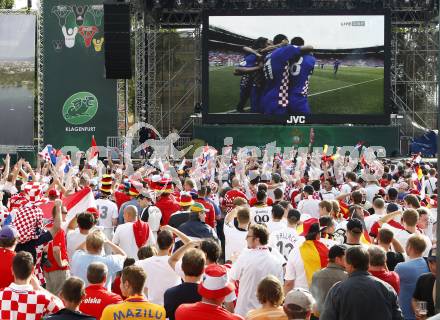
top-left (201, 9), bottom-right (391, 125)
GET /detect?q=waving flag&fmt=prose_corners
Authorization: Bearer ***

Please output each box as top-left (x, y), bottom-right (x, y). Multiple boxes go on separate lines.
top-left (299, 240), bottom-right (329, 286)
top-left (338, 200), bottom-right (350, 219)
top-left (416, 165), bottom-right (423, 181)
top-left (40, 187), bottom-right (97, 225)
top-left (39, 145), bottom-right (57, 164)
top-left (60, 156), bottom-right (72, 174)
top-left (88, 135), bottom-right (99, 167)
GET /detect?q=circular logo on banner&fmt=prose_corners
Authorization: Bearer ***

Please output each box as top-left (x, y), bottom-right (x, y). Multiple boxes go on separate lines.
top-left (62, 92), bottom-right (98, 125)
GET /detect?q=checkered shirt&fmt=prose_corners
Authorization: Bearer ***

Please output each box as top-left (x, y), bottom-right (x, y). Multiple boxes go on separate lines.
top-left (10, 193), bottom-right (29, 211)
top-left (34, 245), bottom-right (46, 286)
top-left (12, 204), bottom-right (44, 244)
top-left (22, 182), bottom-right (43, 203)
top-left (0, 283), bottom-right (63, 320)
top-left (278, 61), bottom-right (290, 107)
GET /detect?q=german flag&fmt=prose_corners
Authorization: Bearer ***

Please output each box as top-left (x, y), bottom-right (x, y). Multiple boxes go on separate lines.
top-left (360, 229), bottom-right (372, 245)
top-left (416, 165), bottom-right (423, 181)
top-left (299, 240), bottom-right (329, 286)
top-left (339, 200), bottom-right (350, 219)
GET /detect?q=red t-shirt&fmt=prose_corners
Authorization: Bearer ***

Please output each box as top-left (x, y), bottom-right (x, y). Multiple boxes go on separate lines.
top-left (222, 189), bottom-right (248, 213)
top-left (0, 248), bottom-right (15, 289)
top-left (112, 275), bottom-right (124, 299)
top-left (43, 227), bottom-right (69, 273)
top-left (156, 194), bottom-right (180, 226)
top-left (79, 284), bottom-right (123, 319)
top-left (114, 191), bottom-right (131, 210)
top-left (249, 197), bottom-right (274, 207)
top-left (369, 269), bottom-right (400, 294)
top-left (176, 302), bottom-right (244, 320)
top-left (194, 198), bottom-right (215, 228)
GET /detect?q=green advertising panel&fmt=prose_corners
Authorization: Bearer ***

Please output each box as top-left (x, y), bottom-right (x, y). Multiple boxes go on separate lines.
top-left (42, 0), bottom-right (116, 151)
top-left (194, 124), bottom-right (400, 156)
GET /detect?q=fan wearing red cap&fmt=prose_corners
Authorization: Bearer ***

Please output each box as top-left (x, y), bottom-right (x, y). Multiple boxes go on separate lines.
top-left (175, 264), bottom-right (243, 320)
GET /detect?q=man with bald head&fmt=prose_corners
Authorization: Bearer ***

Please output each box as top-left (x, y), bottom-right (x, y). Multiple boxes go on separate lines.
top-left (113, 205), bottom-right (156, 259)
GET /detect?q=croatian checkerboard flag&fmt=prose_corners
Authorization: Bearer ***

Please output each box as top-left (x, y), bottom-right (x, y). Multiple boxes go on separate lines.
top-left (39, 145), bottom-right (57, 164)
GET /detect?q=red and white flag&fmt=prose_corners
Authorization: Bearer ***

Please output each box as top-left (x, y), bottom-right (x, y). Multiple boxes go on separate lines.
top-left (88, 135), bottom-right (98, 167)
top-left (40, 187), bottom-right (97, 225)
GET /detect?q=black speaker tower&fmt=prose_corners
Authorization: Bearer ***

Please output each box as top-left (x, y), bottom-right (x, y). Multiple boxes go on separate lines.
top-left (104, 1), bottom-right (132, 79)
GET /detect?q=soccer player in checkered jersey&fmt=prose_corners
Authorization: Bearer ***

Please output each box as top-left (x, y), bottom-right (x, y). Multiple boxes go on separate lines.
top-left (0, 251), bottom-right (63, 320)
top-left (287, 37), bottom-right (316, 115)
top-left (234, 37), bottom-right (269, 113)
top-left (260, 34), bottom-right (313, 115)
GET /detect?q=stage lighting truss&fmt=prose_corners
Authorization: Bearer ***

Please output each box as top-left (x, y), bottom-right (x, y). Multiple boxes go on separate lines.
top-left (133, 0), bottom-right (438, 139)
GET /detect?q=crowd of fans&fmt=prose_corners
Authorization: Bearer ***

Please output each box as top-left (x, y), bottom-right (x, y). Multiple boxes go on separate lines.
top-left (0, 149), bottom-right (438, 320)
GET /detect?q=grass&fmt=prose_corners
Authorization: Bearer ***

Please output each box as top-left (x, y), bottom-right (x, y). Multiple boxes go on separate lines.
top-left (209, 65), bottom-right (384, 114)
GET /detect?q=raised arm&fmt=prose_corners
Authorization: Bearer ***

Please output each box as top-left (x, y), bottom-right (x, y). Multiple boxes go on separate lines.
top-left (161, 225), bottom-right (191, 245)
top-left (168, 240), bottom-right (200, 271)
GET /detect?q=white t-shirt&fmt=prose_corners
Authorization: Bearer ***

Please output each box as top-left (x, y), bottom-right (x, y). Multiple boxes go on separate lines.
top-left (112, 222), bottom-right (155, 260)
top-left (365, 184), bottom-right (381, 203)
top-left (320, 188), bottom-right (339, 200)
top-left (66, 229), bottom-right (88, 261)
top-left (382, 224), bottom-right (432, 256)
top-left (223, 222), bottom-right (247, 262)
top-left (364, 212), bottom-right (385, 234)
top-left (268, 227), bottom-right (304, 260)
top-left (285, 245), bottom-right (309, 290)
top-left (96, 198), bottom-right (118, 230)
top-left (267, 182), bottom-right (286, 200)
top-left (266, 219), bottom-right (287, 235)
top-left (297, 197), bottom-right (320, 219)
top-left (141, 205), bottom-right (162, 240)
top-left (250, 205), bottom-right (272, 224)
top-left (341, 182), bottom-right (358, 194)
top-left (136, 255), bottom-right (181, 306)
top-left (426, 177), bottom-right (437, 195)
top-left (230, 247), bottom-right (284, 316)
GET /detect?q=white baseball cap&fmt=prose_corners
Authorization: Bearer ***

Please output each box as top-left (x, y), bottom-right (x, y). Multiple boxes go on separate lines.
top-left (284, 288), bottom-right (315, 311)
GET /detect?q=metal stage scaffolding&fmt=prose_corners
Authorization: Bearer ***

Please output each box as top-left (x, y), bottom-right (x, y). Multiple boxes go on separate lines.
top-left (130, 0), bottom-right (438, 143)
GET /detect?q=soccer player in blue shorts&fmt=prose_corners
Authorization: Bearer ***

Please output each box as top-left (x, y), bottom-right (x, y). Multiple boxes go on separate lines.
top-left (334, 59), bottom-right (341, 75)
top-left (234, 37), bottom-right (268, 113)
top-left (287, 37), bottom-right (316, 115)
top-left (260, 34), bottom-right (313, 115)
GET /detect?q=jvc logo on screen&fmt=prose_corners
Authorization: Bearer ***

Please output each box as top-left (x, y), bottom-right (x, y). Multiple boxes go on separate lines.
top-left (286, 116), bottom-right (306, 124)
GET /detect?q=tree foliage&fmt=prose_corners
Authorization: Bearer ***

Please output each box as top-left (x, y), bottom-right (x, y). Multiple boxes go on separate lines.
top-left (0, 0), bottom-right (14, 9)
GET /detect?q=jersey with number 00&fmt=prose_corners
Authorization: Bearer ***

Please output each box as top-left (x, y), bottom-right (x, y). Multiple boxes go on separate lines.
top-left (289, 54), bottom-right (316, 97)
top-left (95, 198), bottom-right (118, 229)
top-left (250, 206), bottom-right (273, 224)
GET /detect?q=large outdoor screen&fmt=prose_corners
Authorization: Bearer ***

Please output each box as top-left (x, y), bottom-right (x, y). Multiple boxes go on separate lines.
top-left (202, 11), bottom-right (390, 125)
top-left (0, 14), bottom-right (35, 145)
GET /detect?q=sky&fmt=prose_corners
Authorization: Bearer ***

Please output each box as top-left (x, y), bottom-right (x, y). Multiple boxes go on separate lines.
top-left (0, 15), bottom-right (35, 59)
top-left (209, 15), bottom-right (385, 49)
top-left (14, 0), bottom-right (39, 10)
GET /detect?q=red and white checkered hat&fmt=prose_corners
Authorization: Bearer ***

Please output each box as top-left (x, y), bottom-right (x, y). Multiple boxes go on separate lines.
top-left (22, 182), bottom-right (43, 202)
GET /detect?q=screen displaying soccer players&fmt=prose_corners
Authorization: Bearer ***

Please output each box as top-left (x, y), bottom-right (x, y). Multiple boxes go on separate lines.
top-left (205, 14), bottom-right (387, 123)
